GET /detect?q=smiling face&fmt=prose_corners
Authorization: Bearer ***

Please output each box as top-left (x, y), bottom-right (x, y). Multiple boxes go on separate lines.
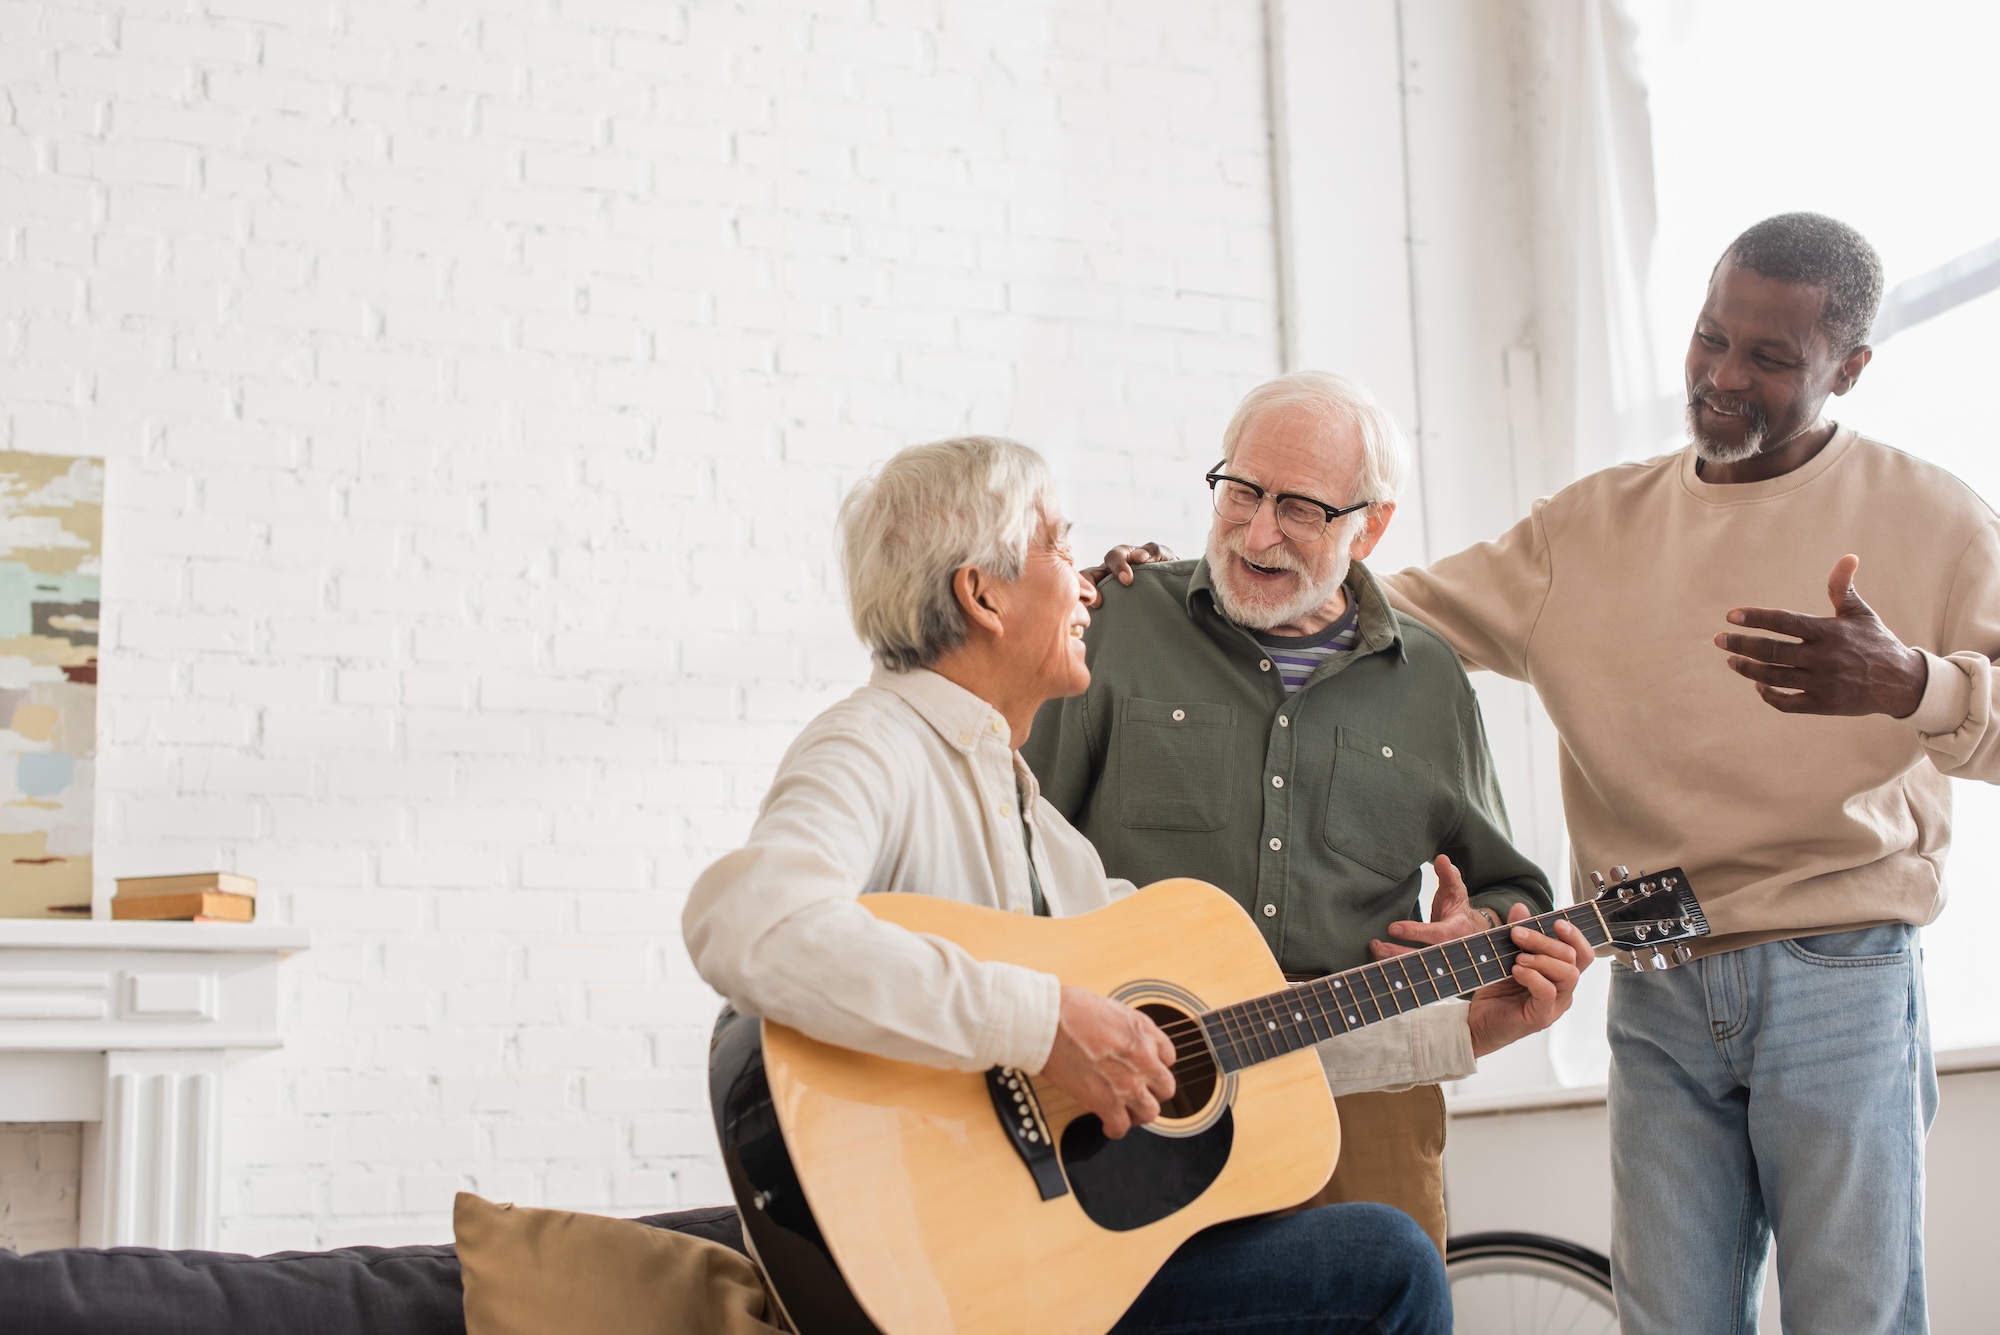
top-left (1204, 408), bottom-right (1375, 632)
top-left (1014, 502), bottom-right (1096, 705)
top-left (1685, 261), bottom-right (1860, 467)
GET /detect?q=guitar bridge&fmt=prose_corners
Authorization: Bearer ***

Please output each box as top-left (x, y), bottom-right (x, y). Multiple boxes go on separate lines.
top-left (985, 1066), bottom-right (1069, 1201)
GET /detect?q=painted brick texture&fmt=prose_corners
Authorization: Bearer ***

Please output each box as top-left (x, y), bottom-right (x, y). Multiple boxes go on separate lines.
top-left (0, 0), bottom-right (1279, 1250)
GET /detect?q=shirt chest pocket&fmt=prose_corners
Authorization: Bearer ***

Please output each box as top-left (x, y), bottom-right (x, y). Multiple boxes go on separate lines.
top-left (1116, 698), bottom-right (1237, 832)
top-left (1323, 727), bottom-right (1438, 879)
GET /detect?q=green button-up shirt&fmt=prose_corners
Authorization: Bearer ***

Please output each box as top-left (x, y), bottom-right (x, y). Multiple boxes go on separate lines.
top-left (1022, 557), bottom-right (1552, 975)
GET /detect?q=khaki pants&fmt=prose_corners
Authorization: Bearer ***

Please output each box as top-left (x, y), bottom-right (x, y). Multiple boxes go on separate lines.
top-left (1284, 1084), bottom-right (1448, 1256)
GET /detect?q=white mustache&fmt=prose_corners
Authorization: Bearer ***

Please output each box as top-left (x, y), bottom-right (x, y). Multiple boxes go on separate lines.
top-left (1219, 528), bottom-right (1304, 573)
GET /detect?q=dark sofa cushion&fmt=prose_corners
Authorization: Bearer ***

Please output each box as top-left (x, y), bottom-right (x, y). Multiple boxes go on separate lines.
top-left (0, 1205), bottom-right (745, 1335)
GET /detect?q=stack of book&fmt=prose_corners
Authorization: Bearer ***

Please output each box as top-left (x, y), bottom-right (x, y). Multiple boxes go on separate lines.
top-left (111, 872), bottom-right (258, 923)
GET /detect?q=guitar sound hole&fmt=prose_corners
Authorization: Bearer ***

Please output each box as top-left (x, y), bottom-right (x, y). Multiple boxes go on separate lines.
top-left (1139, 1003), bottom-right (1218, 1120)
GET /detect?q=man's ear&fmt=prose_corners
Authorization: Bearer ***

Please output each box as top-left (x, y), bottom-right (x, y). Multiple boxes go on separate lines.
top-left (1349, 502), bottom-right (1397, 560)
top-left (951, 565), bottom-right (1006, 638)
top-left (1831, 344), bottom-right (1873, 397)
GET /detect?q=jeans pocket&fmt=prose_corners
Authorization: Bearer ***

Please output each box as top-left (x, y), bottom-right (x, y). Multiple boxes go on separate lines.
top-left (1781, 923), bottom-right (1912, 968)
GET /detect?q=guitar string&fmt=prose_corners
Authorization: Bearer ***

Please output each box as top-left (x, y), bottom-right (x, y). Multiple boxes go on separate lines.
top-left (1143, 919), bottom-right (1554, 1044)
top-left (1024, 897), bottom-right (1670, 1115)
top-left (1024, 903), bottom-right (1648, 1103)
top-left (1140, 904), bottom-right (1606, 1061)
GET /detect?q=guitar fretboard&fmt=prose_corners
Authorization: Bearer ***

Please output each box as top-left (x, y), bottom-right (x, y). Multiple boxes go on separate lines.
top-left (1199, 903), bottom-right (1609, 1074)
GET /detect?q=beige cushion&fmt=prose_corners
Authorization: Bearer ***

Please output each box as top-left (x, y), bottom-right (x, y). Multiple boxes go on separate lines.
top-left (454, 1192), bottom-right (787, 1335)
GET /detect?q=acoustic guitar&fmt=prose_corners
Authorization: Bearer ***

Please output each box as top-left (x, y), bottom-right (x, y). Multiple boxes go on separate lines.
top-left (709, 868), bottom-right (1705, 1335)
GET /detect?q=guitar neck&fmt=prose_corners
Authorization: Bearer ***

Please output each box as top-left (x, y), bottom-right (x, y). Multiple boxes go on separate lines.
top-left (1198, 902), bottom-right (1609, 1075)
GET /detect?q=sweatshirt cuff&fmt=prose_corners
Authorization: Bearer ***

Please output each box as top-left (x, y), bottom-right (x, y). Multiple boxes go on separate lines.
top-left (981, 964), bottom-right (1064, 1073)
top-left (1908, 649), bottom-right (1972, 736)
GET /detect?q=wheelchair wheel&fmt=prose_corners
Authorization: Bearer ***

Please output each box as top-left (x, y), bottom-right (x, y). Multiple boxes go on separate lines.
top-left (1445, 1232), bottom-right (1618, 1334)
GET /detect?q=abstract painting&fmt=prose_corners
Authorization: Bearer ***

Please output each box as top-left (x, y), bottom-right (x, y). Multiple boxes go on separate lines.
top-left (0, 452), bottom-right (100, 918)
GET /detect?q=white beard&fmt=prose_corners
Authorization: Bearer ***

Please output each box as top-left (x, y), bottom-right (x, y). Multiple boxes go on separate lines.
top-left (1687, 395), bottom-right (1768, 464)
top-left (1205, 523), bottom-right (1351, 630)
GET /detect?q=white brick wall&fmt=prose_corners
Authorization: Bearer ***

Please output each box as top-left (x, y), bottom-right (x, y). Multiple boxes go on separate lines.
top-left (1, 0), bottom-right (1280, 1250)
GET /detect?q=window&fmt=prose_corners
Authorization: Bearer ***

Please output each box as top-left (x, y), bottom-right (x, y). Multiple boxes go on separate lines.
top-left (1640, 0), bottom-right (2000, 1050)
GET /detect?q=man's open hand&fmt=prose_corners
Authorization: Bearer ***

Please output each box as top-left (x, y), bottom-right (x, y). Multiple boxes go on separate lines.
top-left (1081, 542), bottom-right (1176, 588)
top-left (1039, 985), bottom-right (1177, 1139)
top-left (1714, 554), bottom-right (1928, 717)
top-left (1369, 855), bottom-right (1495, 959)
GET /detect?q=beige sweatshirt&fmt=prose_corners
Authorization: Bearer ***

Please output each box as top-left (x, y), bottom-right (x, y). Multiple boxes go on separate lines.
top-left (1382, 428), bottom-right (2000, 956)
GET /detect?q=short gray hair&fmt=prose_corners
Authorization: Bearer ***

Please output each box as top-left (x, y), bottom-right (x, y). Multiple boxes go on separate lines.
top-left (838, 436), bottom-right (1053, 673)
top-left (1719, 212), bottom-right (1884, 354)
top-left (1220, 371), bottom-right (1411, 508)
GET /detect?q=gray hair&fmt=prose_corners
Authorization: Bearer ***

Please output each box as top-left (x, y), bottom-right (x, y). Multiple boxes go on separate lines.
top-left (838, 436), bottom-right (1054, 673)
top-left (1220, 371), bottom-right (1411, 509)
top-left (1719, 213), bottom-right (1884, 354)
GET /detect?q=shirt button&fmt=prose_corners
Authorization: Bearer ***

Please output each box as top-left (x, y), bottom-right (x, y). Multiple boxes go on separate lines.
top-left (1172, 709), bottom-right (1185, 721)
top-left (957, 733), bottom-right (971, 745)
top-left (1381, 745), bottom-right (1394, 759)
top-left (1278, 716), bottom-right (1289, 728)
top-left (991, 719), bottom-right (1005, 733)
top-left (1262, 904), bottom-right (1277, 918)
top-left (998, 803), bottom-right (1010, 817)
top-left (1271, 775), bottom-right (1284, 788)
top-left (1259, 660), bottom-right (1272, 672)
top-left (1268, 837), bottom-right (1282, 851)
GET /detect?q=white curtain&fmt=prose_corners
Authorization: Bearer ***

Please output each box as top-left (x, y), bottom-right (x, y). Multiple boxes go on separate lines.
top-left (1525, 0), bottom-right (1679, 481)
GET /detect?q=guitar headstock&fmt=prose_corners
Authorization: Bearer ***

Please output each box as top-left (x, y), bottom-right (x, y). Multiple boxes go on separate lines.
top-left (1589, 866), bottom-right (1707, 971)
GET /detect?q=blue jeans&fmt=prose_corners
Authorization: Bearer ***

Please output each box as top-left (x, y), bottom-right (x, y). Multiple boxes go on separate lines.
top-left (1608, 925), bottom-right (1938, 1335)
top-left (1110, 1202), bottom-right (1448, 1334)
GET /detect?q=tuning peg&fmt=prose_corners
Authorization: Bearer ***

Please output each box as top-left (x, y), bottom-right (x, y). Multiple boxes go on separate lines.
top-left (1590, 870), bottom-right (1607, 891)
top-left (1627, 955), bottom-right (1645, 973)
top-left (1611, 865), bottom-right (1630, 881)
top-left (1649, 950), bottom-right (1668, 970)
top-left (1674, 944), bottom-right (1693, 964)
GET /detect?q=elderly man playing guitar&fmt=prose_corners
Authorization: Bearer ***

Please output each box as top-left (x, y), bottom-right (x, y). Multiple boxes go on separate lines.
top-left (685, 436), bottom-right (1599, 1335)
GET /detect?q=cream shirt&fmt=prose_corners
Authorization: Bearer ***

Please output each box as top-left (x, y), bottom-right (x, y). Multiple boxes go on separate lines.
top-left (683, 666), bottom-right (1474, 1092)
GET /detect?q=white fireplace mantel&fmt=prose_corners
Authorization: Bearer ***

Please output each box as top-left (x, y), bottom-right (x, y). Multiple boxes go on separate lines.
top-left (0, 920), bottom-right (309, 1250)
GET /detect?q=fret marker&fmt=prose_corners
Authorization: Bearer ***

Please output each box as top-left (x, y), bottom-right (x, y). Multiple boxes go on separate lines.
top-left (1332, 980), bottom-right (1343, 990)
top-left (1393, 980), bottom-right (1403, 989)
top-left (1479, 954), bottom-right (1489, 962)
top-left (1348, 1014), bottom-right (1357, 1023)
top-left (1434, 967), bottom-right (1444, 976)
top-left (1267, 1021), bottom-right (1277, 1031)
top-left (1293, 1011), bottom-right (1304, 1022)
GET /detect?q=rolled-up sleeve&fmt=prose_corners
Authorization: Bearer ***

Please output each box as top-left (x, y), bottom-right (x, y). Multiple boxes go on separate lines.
top-left (1314, 1004), bottom-right (1475, 1097)
top-left (683, 726), bottom-right (1062, 1073)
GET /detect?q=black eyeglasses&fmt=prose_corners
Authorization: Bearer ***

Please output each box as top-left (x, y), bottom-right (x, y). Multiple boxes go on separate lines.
top-left (1204, 461), bottom-right (1371, 544)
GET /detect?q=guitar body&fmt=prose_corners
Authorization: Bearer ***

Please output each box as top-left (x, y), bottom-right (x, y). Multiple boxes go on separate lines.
top-left (709, 879), bottom-right (1341, 1335)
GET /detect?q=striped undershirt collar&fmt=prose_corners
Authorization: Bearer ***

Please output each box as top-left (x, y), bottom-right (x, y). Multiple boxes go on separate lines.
top-left (1252, 603), bottom-right (1361, 695)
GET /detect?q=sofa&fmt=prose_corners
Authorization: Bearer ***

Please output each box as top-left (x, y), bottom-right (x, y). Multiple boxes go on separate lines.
top-left (0, 1204), bottom-right (746, 1335)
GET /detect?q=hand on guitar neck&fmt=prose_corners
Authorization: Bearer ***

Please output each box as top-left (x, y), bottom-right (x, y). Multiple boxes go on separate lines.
top-left (1039, 985), bottom-right (1180, 1140)
top-left (1370, 854), bottom-right (1597, 1058)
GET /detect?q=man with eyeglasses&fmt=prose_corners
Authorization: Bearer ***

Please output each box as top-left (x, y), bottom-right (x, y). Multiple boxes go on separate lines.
top-left (1020, 370), bottom-right (1552, 1252)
